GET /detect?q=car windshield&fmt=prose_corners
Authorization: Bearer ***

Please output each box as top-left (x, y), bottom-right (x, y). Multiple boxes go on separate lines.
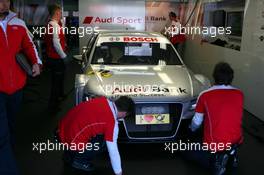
top-left (91, 41), bottom-right (182, 65)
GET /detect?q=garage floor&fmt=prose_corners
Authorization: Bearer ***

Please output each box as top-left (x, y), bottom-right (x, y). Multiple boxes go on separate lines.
top-left (14, 51), bottom-right (264, 175)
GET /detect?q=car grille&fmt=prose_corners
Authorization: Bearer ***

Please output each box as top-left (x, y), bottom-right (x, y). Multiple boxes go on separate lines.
top-left (123, 103), bottom-right (182, 138)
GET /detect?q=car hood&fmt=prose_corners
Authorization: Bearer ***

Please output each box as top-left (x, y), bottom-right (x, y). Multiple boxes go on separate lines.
top-left (83, 65), bottom-right (203, 101)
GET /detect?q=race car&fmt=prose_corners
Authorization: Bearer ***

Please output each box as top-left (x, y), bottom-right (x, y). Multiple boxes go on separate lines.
top-left (75, 31), bottom-right (210, 143)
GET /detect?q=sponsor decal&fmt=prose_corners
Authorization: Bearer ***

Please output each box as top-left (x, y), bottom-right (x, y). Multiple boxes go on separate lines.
top-left (83, 16), bottom-right (143, 25)
top-left (111, 86), bottom-right (187, 95)
top-left (136, 114), bottom-right (170, 125)
top-left (168, 87), bottom-right (188, 94)
top-left (100, 70), bottom-right (113, 78)
top-left (113, 94), bottom-right (166, 98)
top-left (109, 37), bottom-right (121, 42)
top-left (83, 16), bottom-right (94, 24)
top-left (145, 16), bottom-right (167, 22)
top-left (123, 37), bottom-right (158, 42)
top-left (178, 88), bottom-right (187, 94)
top-left (87, 70), bottom-right (95, 75)
top-left (87, 69), bottom-right (113, 78)
top-left (112, 86), bottom-right (169, 94)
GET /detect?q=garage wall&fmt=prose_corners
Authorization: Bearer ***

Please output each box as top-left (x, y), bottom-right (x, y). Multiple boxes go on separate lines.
top-left (13, 0), bottom-right (59, 26)
top-left (183, 0), bottom-right (264, 121)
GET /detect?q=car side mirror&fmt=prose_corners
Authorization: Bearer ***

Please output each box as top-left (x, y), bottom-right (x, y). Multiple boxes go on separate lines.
top-left (82, 46), bottom-right (88, 54)
top-left (73, 55), bottom-right (83, 61)
top-left (73, 46), bottom-right (88, 62)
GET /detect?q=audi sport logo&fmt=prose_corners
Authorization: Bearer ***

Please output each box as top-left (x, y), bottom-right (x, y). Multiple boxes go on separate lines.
top-left (83, 16), bottom-right (143, 25)
top-left (83, 16), bottom-right (94, 24)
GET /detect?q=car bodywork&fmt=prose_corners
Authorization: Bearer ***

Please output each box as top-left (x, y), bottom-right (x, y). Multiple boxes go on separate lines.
top-left (75, 31), bottom-right (210, 143)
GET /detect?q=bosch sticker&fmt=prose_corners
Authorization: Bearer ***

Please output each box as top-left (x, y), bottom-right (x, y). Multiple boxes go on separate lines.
top-left (123, 37), bottom-right (159, 42)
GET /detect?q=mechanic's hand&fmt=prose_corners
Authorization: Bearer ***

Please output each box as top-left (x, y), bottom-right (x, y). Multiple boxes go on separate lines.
top-left (189, 124), bottom-right (195, 132)
top-left (32, 63), bottom-right (41, 77)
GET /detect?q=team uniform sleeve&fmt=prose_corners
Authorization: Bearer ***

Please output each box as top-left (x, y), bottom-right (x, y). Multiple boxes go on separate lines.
top-left (50, 21), bottom-right (67, 58)
top-left (190, 112), bottom-right (204, 131)
top-left (21, 21), bottom-right (42, 65)
top-left (195, 94), bottom-right (206, 113)
top-left (105, 124), bottom-right (115, 142)
top-left (190, 94), bottom-right (206, 131)
top-left (106, 122), bottom-right (122, 174)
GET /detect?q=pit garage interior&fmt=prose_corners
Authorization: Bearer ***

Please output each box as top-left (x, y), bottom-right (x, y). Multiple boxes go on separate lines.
top-left (2, 0), bottom-right (264, 175)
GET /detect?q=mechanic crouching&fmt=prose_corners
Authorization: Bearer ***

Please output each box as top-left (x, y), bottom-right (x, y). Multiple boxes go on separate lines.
top-left (189, 62), bottom-right (244, 175)
top-left (57, 96), bottom-right (135, 175)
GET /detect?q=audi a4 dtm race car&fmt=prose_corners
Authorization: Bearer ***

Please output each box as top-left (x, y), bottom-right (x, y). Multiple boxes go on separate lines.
top-left (74, 31), bottom-right (210, 143)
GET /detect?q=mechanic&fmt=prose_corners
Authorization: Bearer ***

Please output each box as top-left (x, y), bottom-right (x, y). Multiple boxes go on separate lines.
top-left (165, 12), bottom-right (186, 52)
top-left (57, 96), bottom-right (135, 175)
top-left (0, 0), bottom-right (41, 174)
top-left (189, 62), bottom-right (244, 175)
top-left (44, 4), bottom-right (67, 112)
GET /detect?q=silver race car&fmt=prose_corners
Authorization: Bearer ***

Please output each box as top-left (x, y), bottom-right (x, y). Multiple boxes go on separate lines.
top-left (75, 31), bottom-right (210, 143)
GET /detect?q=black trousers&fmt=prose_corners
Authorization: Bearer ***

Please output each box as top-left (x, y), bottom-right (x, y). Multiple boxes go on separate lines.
top-left (174, 43), bottom-right (180, 50)
top-left (64, 135), bottom-right (106, 165)
top-left (46, 58), bottom-right (65, 108)
top-left (182, 146), bottom-right (239, 175)
top-left (0, 90), bottom-right (23, 174)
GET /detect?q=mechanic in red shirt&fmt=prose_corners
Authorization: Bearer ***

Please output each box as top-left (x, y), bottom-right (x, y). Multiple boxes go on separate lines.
top-left (190, 62), bottom-right (243, 175)
top-left (165, 12), bottom-right (186, 52)
top-left (44, 4), bottom-right (67, 112)
top-left (0, 0), bottom-right (41, 174)
top-left (58, 96), bottom-right (135, 175)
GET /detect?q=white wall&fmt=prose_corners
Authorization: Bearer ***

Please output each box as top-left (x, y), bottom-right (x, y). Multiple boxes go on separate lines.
top-left (183, 0), bottom-right (264, 121)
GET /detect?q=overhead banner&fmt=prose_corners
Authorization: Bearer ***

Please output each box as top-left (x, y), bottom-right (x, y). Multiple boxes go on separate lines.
top-left (145, 2), bottom-right (181, 32)
top-left (79, 0), bottom-right (145, 49)
top-left (78, 0), bottom-right (193, 50)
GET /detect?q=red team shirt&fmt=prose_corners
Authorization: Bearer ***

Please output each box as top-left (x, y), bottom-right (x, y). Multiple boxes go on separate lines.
top-left (195, 85), bottom-right (244, 150)
top-left (0, 12), bottom-right (41, 94)
top-left (58, 97), bottom-right (116, 146)
top-left (58, 97), bottom-right (122, 173)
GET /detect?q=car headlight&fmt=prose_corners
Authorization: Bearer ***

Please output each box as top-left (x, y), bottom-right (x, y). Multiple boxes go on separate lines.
top-left (189, 99), bottom-right (197, 111)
